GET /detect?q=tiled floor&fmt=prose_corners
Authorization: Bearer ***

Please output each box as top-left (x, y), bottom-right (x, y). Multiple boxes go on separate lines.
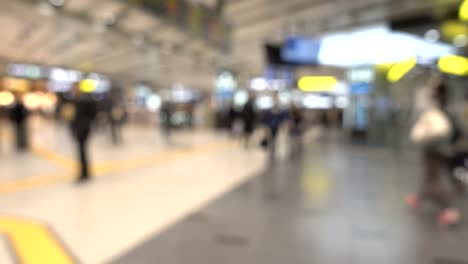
top-left (3, 118), bottom-right (468, 264)
top-left (0, 118), bottom-right (266, 263)
top-left (113, 143), bottom-right (468, 264)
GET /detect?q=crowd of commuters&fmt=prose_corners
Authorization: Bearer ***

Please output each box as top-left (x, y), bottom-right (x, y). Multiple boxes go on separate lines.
top-left (1, 77), bottom-right (467, 227)
top-left (1, 81), bottom-right (127, 184)
top-left (223, 95), bottom-right (306, 160)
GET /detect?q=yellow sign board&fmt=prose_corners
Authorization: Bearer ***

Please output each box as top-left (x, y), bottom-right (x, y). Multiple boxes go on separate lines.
top-left (298, 76), bottom-right (337, 92)
top-left (79, 79), bottom-right (97, 93)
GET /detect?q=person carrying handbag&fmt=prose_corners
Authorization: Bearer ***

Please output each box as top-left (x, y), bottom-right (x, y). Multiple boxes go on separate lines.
top-left (406, 80), bottom-right (462, 226)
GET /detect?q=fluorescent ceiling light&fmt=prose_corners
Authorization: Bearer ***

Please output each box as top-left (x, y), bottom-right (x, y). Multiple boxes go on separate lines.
top-left (318, 25), bottom-right (454, 67)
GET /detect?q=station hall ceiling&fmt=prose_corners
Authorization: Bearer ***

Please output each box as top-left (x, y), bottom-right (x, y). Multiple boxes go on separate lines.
top-left (0, 0), bottom-right (461, 89)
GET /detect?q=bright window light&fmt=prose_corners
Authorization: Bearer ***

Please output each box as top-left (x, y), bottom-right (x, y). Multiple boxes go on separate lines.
top-left (146, 94), bottom-right (161, 112)
top-left (256, 96), bottom-right (274, 110)
top-left (24, 93), bottom-right (42, 110)
top-left (335, 96), bottom-right (349, 109)
top-left (302, 95), bottom-right (332, 109)
top-left (319, 25), bottom-right (454, 67)
top-left (0, 91), bottom-right (14, 106)
top-left (234, 90), bottom-right (248, 107)
top-left (250, 77), bottom-right (268, 91)
top-left (278, 91), bottom-right (291, 107)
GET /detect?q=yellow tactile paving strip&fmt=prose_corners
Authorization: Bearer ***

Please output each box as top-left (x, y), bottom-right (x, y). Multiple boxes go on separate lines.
top-left (0, 217), bottom-right (75, 264)
top-left (0, 141), bottom-right (236, 195)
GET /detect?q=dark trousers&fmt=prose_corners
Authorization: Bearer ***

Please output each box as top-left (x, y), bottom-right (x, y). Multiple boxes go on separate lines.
top-left (421, 150), bottom-right (453, 208)
top-left (110, 123), bottom-right (122, 145)
top-left (268, 132), bottom-right (278, 161)
top-left (75, 131), bottom-right (90, 180)
top-left (15, 123), bottom-right (28, 151)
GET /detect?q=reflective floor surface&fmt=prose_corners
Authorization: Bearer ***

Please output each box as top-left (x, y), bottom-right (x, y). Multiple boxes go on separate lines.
top-left (114, 142), bottom-right (468, 264)
top-left (1, 119), bottom-right (468, 263)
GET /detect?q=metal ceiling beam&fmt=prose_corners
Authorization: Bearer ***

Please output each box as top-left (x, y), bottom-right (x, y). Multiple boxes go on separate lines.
top-left (63, 0), bottom-right (101, 13)
top-left (92, 51), bottom-right (143, 70)
top-left (49, 37), bottom-right (104, 64)
top-left (228, 0), bottom-right (285, 26)
top-left (234, 0), bottom-right (329, 30)
top-left (225, 0), bottom-right (266, 16)
top-left (9, 0), bottom-right (221, 85)
top-left (107, 62), bottom-right (160, 75)
top-left (16, 0), bottom-right (161, 72)
top-left (103, 51), bottom-right (157, 73)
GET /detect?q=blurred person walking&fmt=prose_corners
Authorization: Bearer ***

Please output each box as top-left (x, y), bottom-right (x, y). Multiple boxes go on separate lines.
top-left (107, 91), bottom-right (126, 145)
top-left (160, 101), bottom-right (174, 145)
top-left (289, 104), bottom-right (304, 156)
top-left (227, 102), bottom-right (238, 136)
top-left (8, 93), bottom-right (29, 151)
top-left (69, 83), bottom-right (98, 183)
top-left (261, 103), bottom-right (288, 161)
top-left (240, 97), bottom-right (256, 148)
top-left (406, 80), bottom-right (462, 226)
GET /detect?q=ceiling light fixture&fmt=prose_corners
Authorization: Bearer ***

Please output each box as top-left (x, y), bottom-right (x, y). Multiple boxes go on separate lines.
top-left (387, 57), bottom-right (417, 83)
top-left (48, 0), bottom-right (65, 7)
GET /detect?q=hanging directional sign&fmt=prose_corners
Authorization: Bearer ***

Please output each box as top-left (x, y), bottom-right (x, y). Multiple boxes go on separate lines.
top-left (0, 216), bottom-right (76, 264)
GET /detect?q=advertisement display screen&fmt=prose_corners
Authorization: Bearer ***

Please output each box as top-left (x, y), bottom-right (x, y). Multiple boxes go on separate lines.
top-left (281, 37), bottom-right (321, 65)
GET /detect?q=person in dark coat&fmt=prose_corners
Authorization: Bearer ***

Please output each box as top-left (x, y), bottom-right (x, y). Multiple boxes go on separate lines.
top-left (106, 91), bottom-right (126, 145)
top-left (160, 101), bottom-right (174, 145)
top-left (241, 97), bottom-right (256, 148)
top-left (227, 102), bottom-right (237, 136)
top-left (8, 93), bottom-right (29, 151)
top-left (289, 105), bottom-right (304, 155)
top-left (70, 83), bottom-right (98, 183)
